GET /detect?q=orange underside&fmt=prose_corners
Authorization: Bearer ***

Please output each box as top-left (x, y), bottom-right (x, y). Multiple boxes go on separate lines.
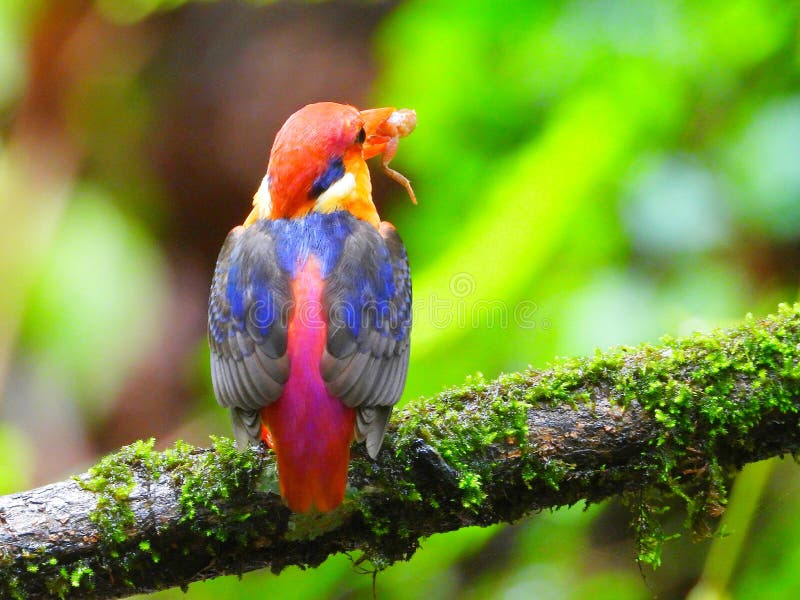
top-left (261, 257), bottom-right (355, 513)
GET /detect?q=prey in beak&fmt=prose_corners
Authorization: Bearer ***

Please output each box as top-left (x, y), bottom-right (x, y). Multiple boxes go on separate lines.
top-left (360, 107), bottom-right (418, 204)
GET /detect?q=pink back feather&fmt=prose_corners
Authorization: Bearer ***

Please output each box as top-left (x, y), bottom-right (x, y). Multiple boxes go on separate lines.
top-left (261, 256), bottom-right (355, 513)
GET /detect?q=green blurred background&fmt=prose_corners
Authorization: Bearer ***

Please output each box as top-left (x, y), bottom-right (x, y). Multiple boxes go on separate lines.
top-left (1, 0), bottom-right (799, 598)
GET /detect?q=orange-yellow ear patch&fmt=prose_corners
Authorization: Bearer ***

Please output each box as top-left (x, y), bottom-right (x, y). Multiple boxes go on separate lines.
top-left (313, 147), bottom-right (379, 228)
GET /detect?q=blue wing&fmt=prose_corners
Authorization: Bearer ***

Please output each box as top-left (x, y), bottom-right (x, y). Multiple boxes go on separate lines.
top-left (209, 213), bottom-right (411, 457)
top-left (208, 223), bottom-right (291, 448)
top-left (321, 220), bottom-right (412, 458)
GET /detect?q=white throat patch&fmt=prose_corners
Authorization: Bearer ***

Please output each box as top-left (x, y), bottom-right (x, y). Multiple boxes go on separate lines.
top-left (252, 173), bottom-right (272, 219)
top-left (314, 172), bottom-right (356, 213)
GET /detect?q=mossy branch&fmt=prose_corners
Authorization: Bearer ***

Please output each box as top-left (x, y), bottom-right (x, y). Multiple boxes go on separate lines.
top-left (3, 304), bottom-right (800, 599)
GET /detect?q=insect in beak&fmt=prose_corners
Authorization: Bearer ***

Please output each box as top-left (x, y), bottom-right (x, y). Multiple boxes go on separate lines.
top-left (360, 107), bottom-right (418, 204)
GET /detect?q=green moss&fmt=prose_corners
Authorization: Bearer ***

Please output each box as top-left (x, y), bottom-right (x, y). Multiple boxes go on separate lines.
top-left (394, 374), bottom-right (546, 511)
top-left (611, 304), bottom-right (800, 556)
top-left (177, 437), bottom-right (249, 520)
top-left (6, 304), bottom-right (800, 591)
top-left (75, 439), bottom-right (156, 545)
top-left (457, 472), bottom-right (485, 508)
top-left (73, 435), bottom-right (271, 550)
top-left (1, 575), bottom-right (24, 600)
top-left (41, 560), bottom-right (94, 599)
top-left (1, 435), bottom-right (273, 598)
top-left (138, 540), bottom-right (160, 564)
top-left (170, 436), bottom-right (271, 542)
top-left (387, 303), bottom-right (800, 567)
top-left (24, 436), bottom-right (269, 596)
top-left (68, 563), bottom-right (93, 589)
top-left (628, 495), bottom-right (680, 569)
top-left (569, 302), bottom-right (800, 564)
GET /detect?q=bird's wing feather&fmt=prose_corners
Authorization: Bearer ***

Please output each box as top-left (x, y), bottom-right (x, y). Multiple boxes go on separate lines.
top-left (321, 220), bottom-right (411, 458)
top-left (208, 223), bottom-right (291, 447)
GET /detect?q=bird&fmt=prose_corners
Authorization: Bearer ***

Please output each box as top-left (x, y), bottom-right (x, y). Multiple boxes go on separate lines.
top-left (208, 102), bottom-right (416, 513)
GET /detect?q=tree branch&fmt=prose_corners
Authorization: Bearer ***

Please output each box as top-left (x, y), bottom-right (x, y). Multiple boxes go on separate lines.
top-left (3, 304), bottom-right (800, 599)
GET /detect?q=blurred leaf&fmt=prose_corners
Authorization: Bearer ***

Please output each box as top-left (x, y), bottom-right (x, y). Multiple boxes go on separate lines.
top-left (20, 184), bottom-right (166, 416)
top-left (731, 461), bottom-right (800, 599)
top-left (725, 96), bottom-right (800, 241)
top-left (623, 155), bottom-right (732, 256)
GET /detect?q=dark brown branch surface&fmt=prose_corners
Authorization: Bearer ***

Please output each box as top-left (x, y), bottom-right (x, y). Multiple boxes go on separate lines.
top-left (3, 304), bottom-right (800, 599)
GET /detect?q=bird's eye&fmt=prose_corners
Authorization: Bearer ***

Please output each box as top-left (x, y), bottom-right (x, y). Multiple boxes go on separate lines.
top-left (356, 127), bottom-right (366, 144)
top-left (310, 157), bottom-right (345, 199)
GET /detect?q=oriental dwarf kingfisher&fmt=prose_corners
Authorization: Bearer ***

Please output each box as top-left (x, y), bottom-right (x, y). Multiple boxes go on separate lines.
top-left (208, 102), bottom-right (416, 513)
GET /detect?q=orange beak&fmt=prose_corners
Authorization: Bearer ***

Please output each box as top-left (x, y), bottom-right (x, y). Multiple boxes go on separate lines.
top-left (360, 107), bottom-right (397, 159)
top-left (359, 107), bottom-right (418, 204)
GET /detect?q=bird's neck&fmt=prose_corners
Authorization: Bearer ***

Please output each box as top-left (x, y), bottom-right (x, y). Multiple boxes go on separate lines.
top-left (244, 158), bottom-right (380, 228)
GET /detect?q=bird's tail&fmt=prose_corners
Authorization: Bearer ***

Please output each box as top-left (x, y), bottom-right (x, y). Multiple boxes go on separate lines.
top-left (262, 403), bottom-right (355, 513)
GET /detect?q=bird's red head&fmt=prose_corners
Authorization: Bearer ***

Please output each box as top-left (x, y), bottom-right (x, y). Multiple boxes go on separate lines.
top-left (248, 102), bottom-right (416, 228)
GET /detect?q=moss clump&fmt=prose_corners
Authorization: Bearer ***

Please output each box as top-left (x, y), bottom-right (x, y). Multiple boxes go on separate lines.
top-left (74, 436), bottom-right (270, 549)
top-left (0, 575), bottom-right (24, 600)
top-left (394, 372), bottom-right (546, 511)
top-left (516, 302), bottom-right (800, 566)
top-left (76, 438), bottom-right (158, 546)
top-left (628, 494), bottom-right (681, 569)
top-left (387, 304), bottom-right (800, 567)
top-left (0, 555), bottom-right (92, 599)
top-left (138, 540), bottom-right (160, 564)
top-left (52, 436), bottom-right (269, 596)
top-left (610, 304), bottom-right (800, 563)
top-left (171, 436), bottom-right (271, 542)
